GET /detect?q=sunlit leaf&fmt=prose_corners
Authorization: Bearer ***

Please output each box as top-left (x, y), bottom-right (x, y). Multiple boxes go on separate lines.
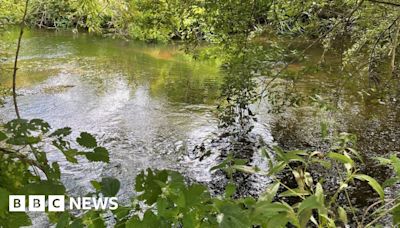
top-left (77, 132), bottom-right (97, 148)
top-left (353, 174), bottom-right (384, 201)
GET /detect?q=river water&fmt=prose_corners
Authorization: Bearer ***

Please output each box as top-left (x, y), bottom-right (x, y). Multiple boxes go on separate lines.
top-left (1, 27), bottom-right (399, 226)
top-left (0, 28), bottom-right (273, 205)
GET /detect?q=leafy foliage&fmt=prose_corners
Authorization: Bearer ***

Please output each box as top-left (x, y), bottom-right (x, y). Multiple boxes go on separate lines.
top-left (0, 119), bottom-right (110, 226)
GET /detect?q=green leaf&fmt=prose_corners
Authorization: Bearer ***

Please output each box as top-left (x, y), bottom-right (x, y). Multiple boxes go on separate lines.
top-left (0, 131), bottom-right (7, 141)
top-left (0, 188), bottom-right (10, 217)
top-left (298, 195), bottom-right (321, 213)
top-left (135, 169), bottom-right (168, 205)
top-left (70, 219), bottom-right (84, 228)
top-left (232, 165), bottom-right (263, 175)
top-left (77, 132), bottom-right (97, 148)
top-left (83, 211), bottom-right (105, 228)
top-left (259, 182), bottom-right (280, 203)
top-left (216, 201), bottom-right (250, 228)
top-left (225, 183), bottom-right (236, 198)
top-left (85, 147), bottom-right (109, 163)
top-left (100, 177), bottom-right (120, 197)
top-left (50, 127), bottom-right (72, 137)
top-left (3, 212), bottom-right (32, 227)
top-left (126, 211), bottom-right (162, 228)
top-left (55, 212), bottom-right (70, 228)
top-left (64, 149), bottom-right (78, 163)
top-left (279, 188), bottom-right (310, 197)
top-left (353, 174), bottom-right (384, 201)
top-left (338, 206), bottom-right (348, 224)
top-left (268, 161), bottom-right (287, 176)
top-left (392, 202), bottom-right (400, 225)
top-left (327, 152), bottom-right (354, 166)
top-left (21, 181), bottom-right (66, 195)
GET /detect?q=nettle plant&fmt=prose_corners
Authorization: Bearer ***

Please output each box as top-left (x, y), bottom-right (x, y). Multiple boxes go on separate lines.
top-left (101, 132), bottom-right (397, 228)
top-left (0, 118), bottom-right (115, 227)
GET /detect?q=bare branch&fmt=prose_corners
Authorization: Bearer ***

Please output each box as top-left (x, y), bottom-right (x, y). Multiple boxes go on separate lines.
top-left (12, 0), bottom-right (29, 119)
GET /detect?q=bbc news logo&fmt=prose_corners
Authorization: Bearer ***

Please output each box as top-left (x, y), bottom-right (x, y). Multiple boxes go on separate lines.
top-left (9, 195), bottom-right (118, 212)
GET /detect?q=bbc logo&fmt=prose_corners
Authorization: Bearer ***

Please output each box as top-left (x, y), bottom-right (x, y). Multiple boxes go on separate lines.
top-left (9, 195), bottom-right (65, 212)
top-left (9, 195), bottom-right (119, 212)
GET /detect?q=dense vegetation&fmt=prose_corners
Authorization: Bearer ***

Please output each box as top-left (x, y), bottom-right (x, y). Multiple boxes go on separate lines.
top-left (1, 0), bottom-right (400, 227)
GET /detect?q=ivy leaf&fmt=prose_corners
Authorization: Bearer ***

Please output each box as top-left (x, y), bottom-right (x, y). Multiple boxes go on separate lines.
top-left (100, 177), bottom-right (120, 197)
top-left (77, 132), bottom-right (97, 148)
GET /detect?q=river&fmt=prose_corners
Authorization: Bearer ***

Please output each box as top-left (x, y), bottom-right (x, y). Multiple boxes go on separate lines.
top-left (1, 27), bottom-right (399, 226)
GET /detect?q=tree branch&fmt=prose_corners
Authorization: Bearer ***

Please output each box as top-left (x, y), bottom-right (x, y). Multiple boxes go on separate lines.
top-left (367, 0), bottom-right (400, 7)
top-left (12, 0), bottom-right (29, 119)
top-left (0, 147), bottom-right (44, 170)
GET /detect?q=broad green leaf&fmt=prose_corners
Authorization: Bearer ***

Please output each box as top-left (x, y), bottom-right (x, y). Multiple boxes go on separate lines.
top-left (77, 132), bottom-right (97, 148)
top-left (55, 212), bottom-right (70, 228)
top-left (64, 149), bottom-right (78, 163)
top-left (100, 177), bottom-right (120, 197)
top-left (217, 202), bottom-right (250, 228)
top-left (259, 182), bottom-right (280, 203)
top-left (253, 202), bottom-right (291, 216)
top-left (70, 219), bottom-right (84, 228)
top-left (21, 181), bottom-right (66, 195)
top-left (327, 152), bottom-right (354, 166)
top-left (298, 196), bottom-right (321, 213)
top-left (1, 212), bottom-right (32, 227)
top-left (225, 183), bottom-right (236, 198)
top-left (126, 211), bottom-right (162, 228)
top-left (85, 147), bottom-right (109, 162)
top-left (353, 174), bottom-right (384, 201)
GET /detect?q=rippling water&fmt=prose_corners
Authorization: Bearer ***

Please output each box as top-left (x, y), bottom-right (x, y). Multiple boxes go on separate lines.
top-left (0, 27), bottom-right (273, 211)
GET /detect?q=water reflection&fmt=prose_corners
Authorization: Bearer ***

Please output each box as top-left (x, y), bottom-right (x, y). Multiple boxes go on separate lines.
top-left (0, 28), bottom-right (224, 199)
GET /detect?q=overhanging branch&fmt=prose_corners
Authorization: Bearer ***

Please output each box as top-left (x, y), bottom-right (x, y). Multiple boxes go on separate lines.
top-left (368, 0), bottom-right (400, 7)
